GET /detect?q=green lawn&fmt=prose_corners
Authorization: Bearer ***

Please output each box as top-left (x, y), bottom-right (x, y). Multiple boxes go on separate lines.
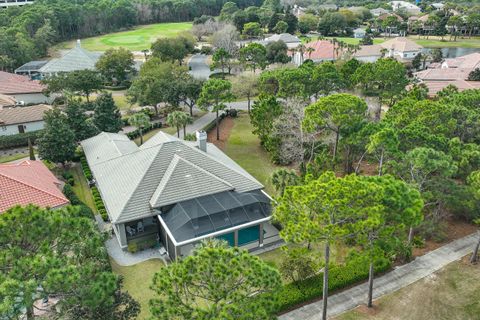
top-left (0, 152), bottom-right (28, 163)
top-left (111, 258), bottom-right (165, 320)
top-left (69, 165), bottom-right (97, 213)
top-left (407, 36), bottom-right (480, 48)
top-left (223, 113), bottom-right (287, 195)
top-left (334, 261), bottom-right (480, 320)
top-left (57, 22), bottom-right (193, 51)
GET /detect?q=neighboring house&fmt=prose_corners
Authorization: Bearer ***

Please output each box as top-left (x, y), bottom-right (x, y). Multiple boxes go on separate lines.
top-left (431, 3), bottom-right (444, 10)
top-left (380, 37), bottom-right (422, 60)
top-left (292, 4), bottom-right (307, 18)
top-left (370, 7), bottom-right (390, 17)
top-left (390, 1), bottom-right (422, 15)
top-left (293, 40), bottom-right (338, 65)
top-left (0, 0), bottom-right (34, 7)
top-left (353, 45), bottom-right (384, 62)
top-left (414, 52), bottom-right (480, 96)
top-left (14, 60), bottom-right (48, 80)
top-left (0, 104), bottom-right (52, 136)
top-left (0, 94), bottom-right (16, 109)
top-left (353, 28), bottom-right (367, 38)
top-left (81, 131), bottom-right (280, 260)
top-left (377, 12), bottom-right (405, 23)
top-left (260, 33), bottom-right (302, 49)
top-left (38, 40), bottom-right (102, 77)
top-left (0, 160), bottom-right (69, 213)
top-left (0, 71), bottom-right (53, 105)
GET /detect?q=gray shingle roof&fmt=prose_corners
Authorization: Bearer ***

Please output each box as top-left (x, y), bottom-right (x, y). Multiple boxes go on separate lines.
top-left (81, 131), bottom-right (264, 224)
top-left (39, 44), bottom-right (101, 74)
top-left (0, 104), bottom-right (51, 125)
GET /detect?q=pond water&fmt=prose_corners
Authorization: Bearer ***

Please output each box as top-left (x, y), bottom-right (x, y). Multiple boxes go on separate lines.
top-left (423, 47), bottom-right (480, 58)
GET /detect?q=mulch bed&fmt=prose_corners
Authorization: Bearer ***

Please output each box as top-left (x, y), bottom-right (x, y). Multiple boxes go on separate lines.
top-left (206, 116), bottom-right (235, 151)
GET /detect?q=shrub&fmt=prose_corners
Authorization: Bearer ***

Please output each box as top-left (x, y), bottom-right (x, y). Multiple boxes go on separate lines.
top-left (126, 122), bottom-right (162, 139)
top-left (127, 242), bottom-right (138, 253)
top-left (275, 254), bottom-right (391, 312)
top-left (62, 171), bottom-right (75, 186)
top-left (63, 184), bottom-right (81, 205)
top-left (226, 108), bottom-right (238, 118)
top-left (77, 204), bottom-right (94, 218)
top-left (0, 130), bottom-right (43, 149)
top-left (184, 133), bottom-right (196, 141)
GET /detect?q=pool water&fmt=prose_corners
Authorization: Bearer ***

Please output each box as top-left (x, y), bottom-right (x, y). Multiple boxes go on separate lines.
top-left (217, 225), bottom-right (263, 246)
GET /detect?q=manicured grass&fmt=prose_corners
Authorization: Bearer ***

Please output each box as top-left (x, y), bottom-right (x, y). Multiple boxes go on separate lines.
top-left (223, 113), bottom-right (287, 195)
top-left (334, 261), bottom-right (480, 320)
top-left (0, 152), bottom-right (28, 163)
top-left (407, 36), bottom-right (480, 48)
top-left (111, 92), bottom-right (136, 110)
top-left (69, 165), bottom-right (97, 213)
top-left (111, 258), bottom-right (165, 320)
top-left (57, 22), bottom-right (193, 51)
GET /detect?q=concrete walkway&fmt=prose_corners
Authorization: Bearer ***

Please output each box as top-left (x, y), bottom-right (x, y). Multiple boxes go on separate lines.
top-left (280, 232), bottom-right (479, 320)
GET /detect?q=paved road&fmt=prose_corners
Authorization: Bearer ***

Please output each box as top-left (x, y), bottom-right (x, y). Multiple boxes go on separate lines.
top-left (188, 54), bottom-right (212, 80)
top-left (280, 232), bottom-right (479, 320)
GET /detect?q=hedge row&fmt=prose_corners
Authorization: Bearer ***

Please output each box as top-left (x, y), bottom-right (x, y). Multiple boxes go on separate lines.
top-left (62, 184), bottom-right (94, 219)
top-left (126, 122), bottom-right (162, 139)
top-left (80, 156), bottom-right (92, 181)
top-left (91, 186), bottom-right (108, 221)
top-left (0, 130), bottom-right (43, 150)
top-left (276, 254), bottom-right (391, 312)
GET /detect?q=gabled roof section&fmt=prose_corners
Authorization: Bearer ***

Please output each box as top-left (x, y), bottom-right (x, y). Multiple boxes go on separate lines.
top-left (82, 131), bottom-right (264, 224)
top-left (139, 130), bottom-right (179, 149)
top-left (39, 43), bottom-right (101, 73)
top-left (381, 37), bottom-right (423, 52)
top-left (150, 154), bottom-right (234, 208)
top-left (81, 132), bottom-right (138, 166)
top-left (0, 160), bottom-right (69, 212)
top-left (0, 71), bottom-right (46, 94)
top-left (0, 104), bottom-right (51, 125)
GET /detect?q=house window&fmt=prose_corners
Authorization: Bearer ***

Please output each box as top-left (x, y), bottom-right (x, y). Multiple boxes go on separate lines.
top-left (17, 125), bottom-right (26, 133)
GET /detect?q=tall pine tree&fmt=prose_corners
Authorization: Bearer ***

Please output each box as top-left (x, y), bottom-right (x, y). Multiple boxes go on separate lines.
top-left (37, 108), bottom-right (76, 164)
top-left (93, 93), bottom-right (123, 133)
top-left (65, 100), bottom-right (98, 141)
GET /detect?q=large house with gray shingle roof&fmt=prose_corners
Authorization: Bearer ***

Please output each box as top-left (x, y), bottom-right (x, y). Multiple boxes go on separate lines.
top-left (81, 131), bottom-right (278, 260)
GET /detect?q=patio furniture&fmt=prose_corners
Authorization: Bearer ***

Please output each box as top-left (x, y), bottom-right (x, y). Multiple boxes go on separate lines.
top-left (126, 225), bottom-right (136, 237)
top-left (159, 247), bottom-right (167, 255)
top-left (137, 221), bottom-right (144, 233)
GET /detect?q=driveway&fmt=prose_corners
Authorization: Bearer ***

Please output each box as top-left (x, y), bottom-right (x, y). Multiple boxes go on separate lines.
top-left (279, 232), bottom-right (479, 320)
top-left (188, 54), bottom-right (212, 80)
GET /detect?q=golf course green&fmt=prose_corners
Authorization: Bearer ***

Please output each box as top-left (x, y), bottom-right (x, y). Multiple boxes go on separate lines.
top-left (57, 22), bottom-right (192, 51)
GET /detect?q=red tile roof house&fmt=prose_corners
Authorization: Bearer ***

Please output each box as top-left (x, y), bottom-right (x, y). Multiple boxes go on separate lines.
top-left (0, 71), bottom-right (53, 105)
top-left (414, 52), bottom-right (480, 96)
top-left (0, 160), bottom-right (69, 213)
top-left (293, 40), bottom-right (339, 65)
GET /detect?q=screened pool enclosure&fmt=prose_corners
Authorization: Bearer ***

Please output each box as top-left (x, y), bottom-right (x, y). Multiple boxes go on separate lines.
top-left (156, 190), bottom-right (273, 260)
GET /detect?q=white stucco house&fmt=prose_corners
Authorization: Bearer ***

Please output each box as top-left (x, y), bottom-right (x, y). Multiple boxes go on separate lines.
top-left (380, 37), bottom-right (423, 60)
top-left (0, 104), bottom-right (51, 136)
top-left (0, 71), bottom-right (53, 105)
top-left (353, 28), bottom-right (367, 38)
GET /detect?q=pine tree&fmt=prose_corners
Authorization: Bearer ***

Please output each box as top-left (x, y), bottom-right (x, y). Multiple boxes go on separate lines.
top-left (93, 93), bottom-right (123, 133)
top-left (65, 100), bottom-right (98, 141)
top-left (37, 108), bottom-right (76, 164)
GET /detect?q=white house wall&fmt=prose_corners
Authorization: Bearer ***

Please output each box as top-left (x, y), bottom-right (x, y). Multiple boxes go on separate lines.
top-left (0, 120), bottom-right (45, 136)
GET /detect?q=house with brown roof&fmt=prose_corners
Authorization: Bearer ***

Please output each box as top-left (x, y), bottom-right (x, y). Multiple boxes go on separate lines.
top-left (353, 45), bottom-right (385, 62)
top-left (0, 71), bottom-right (53, 105)
top-left (0, 160), bottom-right (69, 213)
top-left (414, 52), bottom-right (480, 96)
top-left (0, 104), bottom-right (52, 136)
top-left (0, 94), bottom-right (16, 109)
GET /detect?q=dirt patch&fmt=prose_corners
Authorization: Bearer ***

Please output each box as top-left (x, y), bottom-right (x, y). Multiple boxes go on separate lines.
top-left (413, 219), bottom-right (478, 257)
top-left (356, 304), bottom-right (381, 316)
top-left (207, 116), bottom-right (235, 151)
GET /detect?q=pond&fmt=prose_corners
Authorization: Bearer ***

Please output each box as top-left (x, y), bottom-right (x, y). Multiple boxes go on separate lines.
top-left (423, 47), bottom-right (480, 58)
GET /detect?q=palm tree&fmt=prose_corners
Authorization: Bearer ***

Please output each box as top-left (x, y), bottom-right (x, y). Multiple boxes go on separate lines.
top-left (179, 112), bottom-right (194, 138)
top-left (166, 111), bottom-right (183, 138)
top-left (297, 44), bottom-right (306, 65)
top-left (306, 47), bottom-right (315, 60)
top-left (128, 112), bottom-right (150, 145)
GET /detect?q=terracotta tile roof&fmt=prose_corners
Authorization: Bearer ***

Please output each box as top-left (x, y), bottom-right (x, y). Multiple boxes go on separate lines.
top-left (0, 71), bottom-right (46, 94)
top-left (0, 160), bottom-right (69, 212)
top-left (380, 37), bottom-right (423, 52)
top-left (0, 94), bottom-right (16, 108)
top-left (354, 45), bottom-right (383, 57)
top-left (422, 80), bottom-right (480, 96)
top-left (443, 53), bottom-right (480, 69)
top-left (415, 68), bottom-right (473, 81)
top-left (0, 104), bottom-right (51, 125)
top-left (303, 40), bottom-right (337, 60)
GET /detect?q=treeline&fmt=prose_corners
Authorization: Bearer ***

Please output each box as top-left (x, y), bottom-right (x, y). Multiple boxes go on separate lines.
top-left (0, 0), bottom-right (262, 69)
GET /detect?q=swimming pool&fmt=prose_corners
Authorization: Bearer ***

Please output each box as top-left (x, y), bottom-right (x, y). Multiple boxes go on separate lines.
top-left (217, 225), bottom-right (262, 246)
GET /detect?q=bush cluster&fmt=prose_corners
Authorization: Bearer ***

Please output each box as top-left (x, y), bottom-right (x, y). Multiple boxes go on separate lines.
top-left (126, 122), bottom-right (162, 139)
top-left (276, 255), bottom-right (391, 312)
top-left (62, 171), bottom-right (75, 186)
top-left (62, 184), bottom-right (94, 219)
top-left (202, 113), bottom-right (227, 133)
top-left (80, 156), bottom-right (92, 180)
top-left (0, 130), bottom-right (43, 150)
top-left (127, 238), bottom-right (157, 253)
top-left (91, 186), bottom-right (108, 221)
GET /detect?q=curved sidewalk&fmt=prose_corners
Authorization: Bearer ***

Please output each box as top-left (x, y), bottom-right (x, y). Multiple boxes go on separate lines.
top-left (279, 232), bottom-right (479, 320)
